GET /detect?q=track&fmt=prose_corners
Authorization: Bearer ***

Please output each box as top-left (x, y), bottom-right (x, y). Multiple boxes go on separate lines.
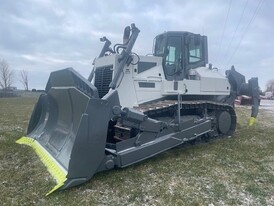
top-left (135, 99), bottom-right (237, 136)
top-left (112, 99), bottom-right (236, 143)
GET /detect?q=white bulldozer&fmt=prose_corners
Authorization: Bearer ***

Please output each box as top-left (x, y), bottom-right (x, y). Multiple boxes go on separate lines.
top-left (17, 23), bottom-right (260, 194)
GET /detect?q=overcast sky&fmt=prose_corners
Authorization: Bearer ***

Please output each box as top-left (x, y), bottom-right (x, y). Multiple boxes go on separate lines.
top-left (0, 0), bottom-right (273, 90)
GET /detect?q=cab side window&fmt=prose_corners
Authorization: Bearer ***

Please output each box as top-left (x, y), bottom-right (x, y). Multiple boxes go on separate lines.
top-left (188, 37), bottom-right (202, 63)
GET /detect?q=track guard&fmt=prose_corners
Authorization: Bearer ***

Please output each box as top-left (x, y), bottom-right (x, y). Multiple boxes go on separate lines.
top-left (17, 68), bottom-right (120, 194)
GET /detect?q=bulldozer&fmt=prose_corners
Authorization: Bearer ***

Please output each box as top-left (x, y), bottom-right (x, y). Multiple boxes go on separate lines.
top-left (17, 24), bottom-right (260, 195)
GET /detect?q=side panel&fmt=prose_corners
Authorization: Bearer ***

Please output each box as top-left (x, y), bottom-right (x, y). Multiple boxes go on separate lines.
top-left (132, 56), bottom-right (164, 104)
top-left (115, 63), bottom-right (139, 107)
top-left (200, 77), bottom-right (230, 92)
top-left (161, 67), bottom-right (231, 96)
top-left (117, 55), bottom-right (163, 106)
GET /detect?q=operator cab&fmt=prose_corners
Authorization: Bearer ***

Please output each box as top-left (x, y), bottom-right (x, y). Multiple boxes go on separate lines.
top-left (153, 31), bottom-right (208, 81)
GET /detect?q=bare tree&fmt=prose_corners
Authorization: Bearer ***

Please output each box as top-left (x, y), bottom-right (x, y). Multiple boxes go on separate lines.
top-left (0, 59), bottom-right (13, 90)
top-left (19, 69), bottom-right (29, 91)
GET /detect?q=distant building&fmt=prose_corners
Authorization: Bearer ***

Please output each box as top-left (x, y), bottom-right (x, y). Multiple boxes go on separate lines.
top-left (0, 87), bottom-right (18, 97)
top-left (6, 86), bottom-right (17, 91)
top-left (267, 83), bottom-right (274, 93)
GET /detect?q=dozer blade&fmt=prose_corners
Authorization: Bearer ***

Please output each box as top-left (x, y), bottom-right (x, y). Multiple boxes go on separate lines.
top-left (16, 68), bottom-right (119, 195)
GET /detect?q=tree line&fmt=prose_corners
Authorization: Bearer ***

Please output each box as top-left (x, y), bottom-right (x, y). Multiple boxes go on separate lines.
top-left (0, 59), bottom-right (29, 91)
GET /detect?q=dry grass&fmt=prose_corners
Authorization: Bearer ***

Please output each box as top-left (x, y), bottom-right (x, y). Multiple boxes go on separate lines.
top-left (0, 97), bottom-right (274, 205)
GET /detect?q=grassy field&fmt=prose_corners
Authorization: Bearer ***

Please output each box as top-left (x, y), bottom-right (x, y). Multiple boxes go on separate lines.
top-left (0, 97), bottom-right (274, 205)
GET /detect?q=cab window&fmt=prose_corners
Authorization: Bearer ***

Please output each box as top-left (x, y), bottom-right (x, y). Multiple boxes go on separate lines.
top-left (188, 37), bottom-right (202, 63)
top-left (154, 35), bottom-right (166, 56)
top-left (165, 36), bottom-right (182, 76)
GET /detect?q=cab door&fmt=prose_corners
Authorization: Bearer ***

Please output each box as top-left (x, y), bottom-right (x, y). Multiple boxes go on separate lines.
top-left (163, 36), bottom-right (184, 81)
